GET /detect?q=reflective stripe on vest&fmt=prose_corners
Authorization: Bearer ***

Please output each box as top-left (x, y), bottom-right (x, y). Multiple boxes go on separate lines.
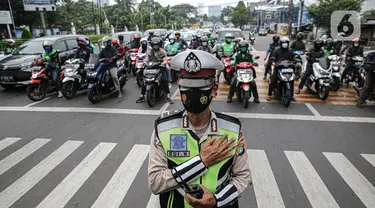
top-left (157, 117), bottom-right (240, 208)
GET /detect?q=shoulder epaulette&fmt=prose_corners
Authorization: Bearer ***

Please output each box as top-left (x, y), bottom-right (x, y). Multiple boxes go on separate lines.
top-left (214, 112), bottom-right (241, 126)
top-left (156, 110), bottom-right (183, 124)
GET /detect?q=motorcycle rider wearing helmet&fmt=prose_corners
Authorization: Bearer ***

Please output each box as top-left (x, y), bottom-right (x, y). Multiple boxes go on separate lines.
top-left (85, 37), bottom-right (97, 54)
top-left (4, 39), bottom-right (16, 55)
top-left (190, 34), bottom-right (201, 49)
top-left (197, 36), bottom-right (213, 54)
top-left (295, 39), bottom-right (325, 94)
top-left (118, 35), bottom-right (125, 45)
top-left (75, 37), bottom-right (91, 63)
top-left (341, 38), bottom-right (364, 84)
top-left (227, 40), bottom-right (260, 104)
top-left (175, 31), bottom-right (188, 50)
top-left (264, 35), bottom-right (280, 80)
top-left (136, 37), bottom-right (174, 104)
top-left (357, 52), bottom-right (375, 107)
top-left (41, 41), bottom-right (63, 98)
top-left (290, 32), bottom-right (306, 51)
top-left (205, 31), bottom-right (215, 47)
top-left (217, 33), bottom-right (235, 82)
top-left (130, 34), bottom-right (142, 49)
top-left (267, 37), bottom-right (296, 101)
top-left (165, 36), bottom-right (181, 86)
top-left (112, 39), bottom-right (126, 58)
top-left (233, 38), bottom-right (243, 53)
top-left (139, 38), bottom-right (149, 56)
top-left (148, 31), bottom-right (155, 42)
top-left (99, 36), bottom-right (123, 98)
top-left (322, 38), bottom-right (334, 57)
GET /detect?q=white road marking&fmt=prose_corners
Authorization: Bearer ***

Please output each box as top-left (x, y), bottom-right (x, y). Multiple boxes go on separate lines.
top-left (92, 144), bottom-right (150, 208)
top-left (248, 149), bottom-right (285, 208)
top-left (324, 152), bottom-right (375, 208)
top-left (285, 151), bottom-right (339, 208)
top-left (0, 140), bottom-right (83, 208)
top-left (361, 154), bottom-right (375, 167)
top-left (0, 137), bottom-right (21, 152)
top-left (305, 103), bottom-right (321, 117)
top-left (146, 194), bottom-right (160, 208)
top-left (36, 142), bottom-right (116, 208)
top-left (0, 139), bottom-right (50, 176)
top-left (160, 88), bottom-right (179, 114)
top-left (24, 97), bottom-right (52, 108)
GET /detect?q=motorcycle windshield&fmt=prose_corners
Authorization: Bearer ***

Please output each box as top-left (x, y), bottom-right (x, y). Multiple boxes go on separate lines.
top-left (318, 58), bottom-right (329, 70)
top-left (84, 54), bottom-right (99, 71)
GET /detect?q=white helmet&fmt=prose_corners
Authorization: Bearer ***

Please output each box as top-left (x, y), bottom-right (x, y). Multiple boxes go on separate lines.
top-left (280, 36), bottom-right (290, 43)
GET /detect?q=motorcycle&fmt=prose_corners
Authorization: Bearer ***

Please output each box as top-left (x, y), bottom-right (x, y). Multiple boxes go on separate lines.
top-left (293, 50), bottom-right (304, 80)
top-left (221, 54), bottom-right (234, 83)
top-left (167, 51), bottom-right (179, 82)
top-left (354, 62), bottom-right (375, 101)
top-left (143, 61), bottom-right (164, 107)
top-left (135, 53), bottom-right (146, 88)
top-left (249, 36), bottom-right (255, 45)
top-left (86, 55), bottom-right (127, 103)
top-left (270, 60), bottom-right (296, 107)
top-left (328, 54), bottom-right (342, 91)
top-left (343, 55), bottom-right (363, 84)
top-left (61, 58), bottom-right (87, 99)
top-left (305, 57), bottom-right (332, 100)
top-left (128, 48), bottom-right (139, 76)
top-left (26, 58), bottom-right (65, 101)
top-left (234, 57), bottom-right (259, 108)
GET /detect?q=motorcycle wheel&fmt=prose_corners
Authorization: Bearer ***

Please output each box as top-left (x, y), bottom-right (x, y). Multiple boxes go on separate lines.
top-left (88, 86), bottom-right (101, 103)
top-left (146, 88), bottom-right (156, 107)
top-left (282, 87), bottom-right (292, 107)
top-left (26, 83), bottom-right (46, 101)
top-left (243, 91), bottom-right (250, 108)
top-left (61, 81), bottom-right (77, 99)
top-left (318, 86), bottom-right (330, 100)
top-left (330, 77), bottom-right (340, 92)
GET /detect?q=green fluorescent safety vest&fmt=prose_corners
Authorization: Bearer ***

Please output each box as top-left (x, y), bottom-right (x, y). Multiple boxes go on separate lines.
top-left (156, 111), bottom-right (240, 208)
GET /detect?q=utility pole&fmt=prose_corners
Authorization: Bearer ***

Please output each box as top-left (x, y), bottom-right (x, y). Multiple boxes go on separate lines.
top-left (288, 0), bottom-right (293, 38)
top-left (298, 0), bottom-right (304, 32)
top-left (92, 0), bottom-right (97, 34)
top-left (7, 0), bottom-right (16, 37)
top-left (40, 11), bottom-right (47, 35)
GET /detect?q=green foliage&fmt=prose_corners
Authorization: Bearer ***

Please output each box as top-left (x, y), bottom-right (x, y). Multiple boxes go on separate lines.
top-left (171, 4), bottom-right (198, 19)
top-left (362, 9), bottom-right (375, 22)
top-left (21, 28), bottom-right (33, 39)
top-left (221, 6), bottom-right (233, 23)
top-left (231, 1), bottom-right (250, 27)
top-left (88, 34), bottom-right (109, 43)
top-left (145, 25), bottom-right (153, 30)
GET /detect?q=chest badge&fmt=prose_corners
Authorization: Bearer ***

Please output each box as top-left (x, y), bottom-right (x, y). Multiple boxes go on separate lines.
top-left (168, 134), bottom-right (190, 157)
top-left (235, 143), bottom-right (245, 156)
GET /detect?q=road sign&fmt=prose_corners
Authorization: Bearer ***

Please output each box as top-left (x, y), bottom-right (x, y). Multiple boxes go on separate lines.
top-left (23, 0), bottom-right (55, 11)
top-left (0, 11), bottom-right (12, 25)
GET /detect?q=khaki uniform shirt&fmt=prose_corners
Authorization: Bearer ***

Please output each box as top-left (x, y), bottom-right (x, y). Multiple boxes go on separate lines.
top-left (148, 110), bottom-right (252, 195)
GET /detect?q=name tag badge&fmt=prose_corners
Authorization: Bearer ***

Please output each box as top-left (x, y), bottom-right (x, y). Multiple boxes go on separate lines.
top-left (168, 134), bottom-right (190, 157)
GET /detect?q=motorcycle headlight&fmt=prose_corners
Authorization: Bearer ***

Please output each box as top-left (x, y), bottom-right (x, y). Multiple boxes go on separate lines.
top-left (21, 62), bottom-right (34, 72)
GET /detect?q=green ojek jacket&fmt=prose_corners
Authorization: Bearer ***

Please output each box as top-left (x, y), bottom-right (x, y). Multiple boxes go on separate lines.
top-left (322, 46), bottom-right (334, 57)
top-left (220, 42), bottom-right (235, 56)
top-left (155, 112), bottom-right (240, 208)
top-left (42, 49), bottom-right (60, 68)
top-left (165, 43), bottom-right (181, 54)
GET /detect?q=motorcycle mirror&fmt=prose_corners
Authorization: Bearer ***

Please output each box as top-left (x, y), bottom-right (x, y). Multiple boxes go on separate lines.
top-left (254, 56), bottom-right (260, 59)
top-left (56, 49), bottom-right (61, 53)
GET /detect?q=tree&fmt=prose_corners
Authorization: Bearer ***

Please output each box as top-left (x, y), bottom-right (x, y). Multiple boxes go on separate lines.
top-left (231, 1), bottom-right (250, 27)
top-left (220, 6), bottom-right (233, 23)
top-left (10, 0), bottom-right (40, 28)
top-left (21, 28), bottom-right (33, 39)
top-left (171, 4), bottom-right (197, 19)
top-left (203, 14), bottom-right (208, 22)
top-left (362, 9), bottom-right (375, 22)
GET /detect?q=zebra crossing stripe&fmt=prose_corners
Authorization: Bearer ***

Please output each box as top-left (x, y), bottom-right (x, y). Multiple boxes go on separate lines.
top-left (0, 137), bottom-right (21, 152)
top-left (361, 154), bottom-right (375, 168)
top-left (146, 194), bottom-right (160, 208)
top-left (0, 140), bottom-right (83, 208)
top-left (285, 151), bottom-right (340, 208)
top-left (248, 149), bottom-right (285, 208)
top-left (92, 144), bottom-right (150, 208)
top-left (36, 142), bottom-right (117, 208)
top-left (324, 152), bottom-right (375, 208)
top-left (0, 139), bottom-right (50, 176)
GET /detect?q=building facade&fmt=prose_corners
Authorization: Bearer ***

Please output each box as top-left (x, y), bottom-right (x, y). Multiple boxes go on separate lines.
top-left (198, 3), bottom-right (204, 16)
top-left (208, 6), bottom-right (221, 17)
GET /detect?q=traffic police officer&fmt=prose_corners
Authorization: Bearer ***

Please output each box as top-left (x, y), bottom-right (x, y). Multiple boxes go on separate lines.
top-left (148, 50), bottom-right (251, 208)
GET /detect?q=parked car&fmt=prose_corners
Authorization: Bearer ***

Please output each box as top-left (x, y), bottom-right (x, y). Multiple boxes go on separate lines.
top-left (258, 28), bottom-right (268, 36)
top-left (0, 35), bottom-right (84, 89)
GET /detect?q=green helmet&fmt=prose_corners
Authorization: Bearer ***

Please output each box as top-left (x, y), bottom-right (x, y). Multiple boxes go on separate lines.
top-left (225, 33), bottom-right (234, 39)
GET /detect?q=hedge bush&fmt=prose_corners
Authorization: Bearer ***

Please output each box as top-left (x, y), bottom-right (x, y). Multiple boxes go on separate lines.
top-left (21, 28), bottom-right (33, 39)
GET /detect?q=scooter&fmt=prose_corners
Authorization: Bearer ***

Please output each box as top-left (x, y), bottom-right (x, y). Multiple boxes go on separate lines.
top-left (26, 58), bottom-right (65, 101)
top-left (293, 50), bottom-right (304, 80)
top-left (86, 55), bottom-right (127, 103)
top-left (128, 48), bottom-right (139, 76)
top-left (221, 54), bottom-right (234, 83)
top-left (305, 57), bottom-right (332, 100)
top-left (249, 36), bottom-right (255, 45)
top-left (143, 61), bottom-right (164, 107)
top-left (234, 57), bottom-right (259, 108)
top-left (135, 53), bottom-right (146, 88)
top-left (328, 54), bottom-right (342, 91)
top-left (61, 58), bottom-right (88, 99)
top-left (270, 60), bottom-right (296, 107)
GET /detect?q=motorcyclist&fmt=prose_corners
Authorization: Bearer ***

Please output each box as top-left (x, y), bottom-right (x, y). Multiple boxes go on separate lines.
top-left (175, 32), bottom-right (188, 50)
top-left (112, 39), bottom-right (125, 58)
top-left (197, 36), bottom-right (213, 54)
top-left (322, 38), bottom-right (334, 57)
top-left (130, 34), bottom-right (141, 49)
top-left (341, 38), bottom-right (364, 84)
top-left (190, 34), bottom-right (201, 49)
top-left (227, 40), bottom-right (260, 104)
top-left (75, 37), bottom-right (91, 63)
top-left (290, 32), bottom-right (306, 51)
top-left (4, 39), bottom-right (16, 55)
top-left (233, 37), bottom-right (243, 53)
top-left (205, 31), bottom-right (215, 47)
top-left (295, 39), bottom-right (325, 94)
top-left (118, 34), bottom-right (125, 45)
top-left (85, 37), bottom-right (97, 54)
top-left (98, 36), bottom-right (122, 98)
top-left (148, 31), bottom-right (154, 42)
top-left (217, 33), bottom-right (235, 82)
top-left (264, 35), bottom-right (280, 80)
top-left (267, 37), bottom-right (296, 101)
top-left (41, 41), bottom-right (62, 98)
top-left (138, 38), bottom-right (149, 56)
top-left (357, 52), bottom-right (375, 107)
top-left (249, 30), bottom-right (255, 39)
top-left (136, 37), bottom-right (173, 104)
top-left (165, 36), bottom-right (181, 87)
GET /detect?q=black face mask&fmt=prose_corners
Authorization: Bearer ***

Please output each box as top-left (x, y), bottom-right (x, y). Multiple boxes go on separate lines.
top-left (180, 87), bottom-right (213, 114)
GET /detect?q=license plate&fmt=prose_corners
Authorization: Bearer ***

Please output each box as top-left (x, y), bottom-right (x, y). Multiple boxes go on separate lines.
top-left (281, 68), bottom-right (294, 73)
top-left (238, 69), bottom-right (252, 74)
top-left (355, 62), bottom-right (362, 66)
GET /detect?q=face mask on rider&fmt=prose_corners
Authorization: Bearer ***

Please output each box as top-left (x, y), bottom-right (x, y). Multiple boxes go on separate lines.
top-left (240, 47), bottom-right (247, 52)
top-left (282, 43), bottom-right (288, 49)
top-left (152, 45), bottom-right (159, 50)
top-left (354, 43), bottom-right (359, 47)
top-left (202, 42), bottom-right (208, 46)
top-left (226, 38), bottom-right (231, 43)
top-left (180, 86), bottom-right (214, 114)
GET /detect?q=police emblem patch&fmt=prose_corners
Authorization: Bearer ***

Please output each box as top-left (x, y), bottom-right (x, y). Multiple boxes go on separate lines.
top-left (235, 143), bottom-right (245, 156)
top-left (183, 52), bottom-right (201, 73)
top-left (168, 134), bottom-right (190, 157)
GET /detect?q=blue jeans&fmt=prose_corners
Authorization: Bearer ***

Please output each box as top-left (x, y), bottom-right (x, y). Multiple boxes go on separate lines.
top-left (166, 65), bottom-right (172, 83)
top-left (46, 67), bottom-right (61, 91)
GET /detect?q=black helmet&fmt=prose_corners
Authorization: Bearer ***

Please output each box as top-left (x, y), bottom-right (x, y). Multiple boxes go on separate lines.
top-left (273, 35), bottom-right (280, 42)
top-left (151, 37), bottom-right (160, 50)
top-left (297, 32), bottom-right (303, 39)
top-left (314, 39), bottom-right (323, 50)
top-left (201, 36), bottom-right (208, 42)
top-left (118, 35), bottom-right (124, 41)
top-left (102, 36), bottom-right (112, 48)
top-left (239, 40), bottom-right (249, 48)
top-left (325, 38), bottom-right (333, 47)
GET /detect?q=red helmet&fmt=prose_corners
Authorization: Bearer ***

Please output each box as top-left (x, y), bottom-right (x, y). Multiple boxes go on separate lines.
top-left (134, 34), bottom-right (140, 39)
top-left (112, 39), bottom-right (118, 45)
top-left (352, 38), bottom-right (360, 43)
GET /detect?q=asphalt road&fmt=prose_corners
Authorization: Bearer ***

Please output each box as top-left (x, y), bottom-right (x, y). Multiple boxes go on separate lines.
top-left (0, 41), bottom-right (375, 208)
